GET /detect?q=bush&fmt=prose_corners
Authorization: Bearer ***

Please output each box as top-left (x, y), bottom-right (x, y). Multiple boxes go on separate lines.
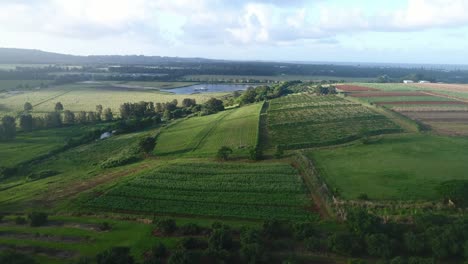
top-left (0, 250), bottom-right (37, 264)
top-left (27, 170), bottom-right (59, 181)
top-left (357, 193), bottom-right (369, 200)
top-left (15, 216), bottom-right (27, 225)
top-left (0, 166), bottom-right (18, 179)
top-left (178, 237), bottom-right (206, 250)
top-left (208, 227), bottom-right (233, 250)
top-left (168, 249), bottom-right (191, 264)
top-left (348, 259), bottom-right (367, 264)
top-left (274, 145), bottom-right (284, 159)
top-left (179, 223), bottom-right (201, 235)
top-left (304, 237), bottom-right (321, 251)
top-left (390, 256), bottom-right (406, 264)
top-left (98, 222), bottom-right (112, 231)
top-left (407, 257), bottom-right (435, 264)
top-left (96, 247), bottom-right (134, 264)
top-left (154, 218), bottom-right (177, 235)
top-left (216, 146), bottom-right (232, 161)
top-left (248, 146), bottom-right (262, 161)
top-left (28, 212), bottom-right (48, 227)
top-left (262, 219), bottom-right (291, 239)
top-left (100, 154), bottom-right (141, 169)
top-left (293, 222), bottom-right (316, 240)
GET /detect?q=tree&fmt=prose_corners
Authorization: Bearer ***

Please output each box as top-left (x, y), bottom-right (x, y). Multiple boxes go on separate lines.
top-left (77, 111), bottom-right (87, 124)
top-left (217, 146), bottom-right (232, 161)
top-left (96, 247), bottom-right (134, 264)
top-left (139, 137), bottom-right (156, 154)
top-left (96, 105), bottom-right (103, 119)
top-left (19, 114), bottom-right (33, 132)
top-left (209, 226), bottom-right (233, 250)
top-left (365, 233), bottom-right (393, 258)
top-left (346, 209), bottom-right (380, 237)
top-left (404, 232), bottom-right (425, 254)
top-left (55, 102), bottom-right (64, 111)
top-left (274, 145), bottom-right (284, 159)
top-left (163, 109), bottom-right (172, 120)
top-left (45, 112), bottom-right (62, 128)
top-left (155, 103), bottom-right (163, 113)
top-left (87, 112), bottom-right (97, 123)
top-left (1, 115), bottom-right (16, 140)
top-left (203, 98), bottom-right (224, 114)
top-left (23, 102), bottom-right (33, 112)
top-left (154, 218), bottom-right (177, 235)
top-left (63, 110), bottom-right (75, 125)
top-left (103, 108), bottom-right (113, 121)
top-left (249, 146), bottom-right (262, 161)
top-left (28, 212), bottom-right (48, 227)
top-left (182, 98), bottom-right (196, 108)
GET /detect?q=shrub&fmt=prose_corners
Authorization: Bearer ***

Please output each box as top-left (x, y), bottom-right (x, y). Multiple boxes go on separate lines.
top-left (208, 227), bottom-right (233, 250)
top-left (304, 237), bottom-right (321, 251)
top-left (96, 247), bottom-right (134, 264)
top-left (179, 223), bottom-right (201, 235)
top-left (27, 170), bottom-right (59, 181)
top-left (293, 222), bottom-right (316, 240)
top-left (248, 146), bottom-right (262, 161)
top-left (0, 250), bottom-right (37, 264)
top-left (98, 222), bottom-right (112, 231)
top-left (28, 212), bottom-right (48, 227)
top-left (262, 219), bottom-right (291, 239)
top-left (348, 259), bottom-right (367, 264)
top-left (357, 193), bottom-right (369, 200)
top-left (216, 146), bottom-right (232, 161)
top-left (154, 218), bottom-right (177, 235)
top-left (274, 145), bottom-right (284, 159)
top-left (390, 256), bottom-right (406, 264)
top-left (168, 249), bottom-right (191, 264)
top-left (100, 154), bottom-right (141, 169)
top-left (15, 216), bottom-right (27, 225)
top-left (407, 257), bottom-right (435, 264)
top-left (178, 237), bottom-right (206, 250)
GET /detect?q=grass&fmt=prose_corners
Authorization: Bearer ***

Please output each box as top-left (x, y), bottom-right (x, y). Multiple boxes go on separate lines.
top-left (357, 95), bottom-right (454, 103)
top-left (267, 94), bottom-right (402, 149)
top-left (155, 104), bottom-right (262, 157)
top-left (309, 134), bottom-right (468, 200)
top-left (0, 80), bottom-right (50, 91)
top-left (86, 160), bottom-right (314, 221)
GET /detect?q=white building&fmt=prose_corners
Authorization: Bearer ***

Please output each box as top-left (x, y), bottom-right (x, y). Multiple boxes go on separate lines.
top-left (403, 80), bottom-right (414, 84)
top-left (419, 80), bottom-right (430, 83)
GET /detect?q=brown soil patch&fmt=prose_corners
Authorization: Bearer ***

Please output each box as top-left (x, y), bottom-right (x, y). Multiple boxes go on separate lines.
top-left (41, 163), bottom-right (152, 206)
top-left (336, 85), bottom-right (380, 92)
top-left (376, 101), bottom-right (467, 105)
top-left (351, 92), bottom-right (425, 97)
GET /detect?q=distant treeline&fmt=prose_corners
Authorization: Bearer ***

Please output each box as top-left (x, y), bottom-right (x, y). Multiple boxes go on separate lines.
top-left (3, 60), bottom-right (468, 84)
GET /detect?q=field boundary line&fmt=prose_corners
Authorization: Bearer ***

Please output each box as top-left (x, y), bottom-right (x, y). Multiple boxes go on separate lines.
top-left (341, 94), bottom-right (421, 133)
top-left (190, 110), bottom-right (234, 152)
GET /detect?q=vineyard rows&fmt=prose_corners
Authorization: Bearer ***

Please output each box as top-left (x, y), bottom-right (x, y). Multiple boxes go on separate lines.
top-left (267, 94), bottom-right (402, 149)
top-left (87, 162), bottom-right (314, 220)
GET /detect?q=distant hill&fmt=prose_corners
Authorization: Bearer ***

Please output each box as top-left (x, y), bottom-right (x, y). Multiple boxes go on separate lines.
top-left (0, 48), bottom-right (215, 65)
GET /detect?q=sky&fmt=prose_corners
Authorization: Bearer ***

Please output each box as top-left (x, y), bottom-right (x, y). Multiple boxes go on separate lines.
top-left (0, 0), bottom-right (468, 64)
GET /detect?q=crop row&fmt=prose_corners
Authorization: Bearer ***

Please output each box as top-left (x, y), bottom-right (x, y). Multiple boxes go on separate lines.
top-left (268, 105), bottom-right (382, 126)
top-left (128, 178), bottom-right (306, 193)
top-left (141, 172), bottom-right (301, 183)
top-left (106, 186), bottom-right (310, 207)
top-left (89, 195), bottom-right (313, 221)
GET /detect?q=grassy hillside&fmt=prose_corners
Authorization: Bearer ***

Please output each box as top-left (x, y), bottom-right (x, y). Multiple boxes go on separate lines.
top-left (309, 134), bottom-right (468, 200)
top-left (155, 103), bottom-right (262, 157)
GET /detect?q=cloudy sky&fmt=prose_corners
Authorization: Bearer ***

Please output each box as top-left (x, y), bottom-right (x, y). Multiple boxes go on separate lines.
top-left (1, 0), bottom-right (467, 64)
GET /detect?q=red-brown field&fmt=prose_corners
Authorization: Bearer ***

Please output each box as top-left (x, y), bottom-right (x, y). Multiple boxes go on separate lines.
top-left (398, 110), bottom-right (468, 135)
top-left (351, 92), bottom-right (425, 97)
top-left (336, 84), bottom-right (380, 92)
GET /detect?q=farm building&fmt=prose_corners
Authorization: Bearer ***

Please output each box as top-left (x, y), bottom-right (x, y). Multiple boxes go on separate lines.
top-left (419, 80), bottom-right (430, 83)
top-left (100, 132), bottom-right (112, 140)
top-left (403, 80), bottom-right (414, 84)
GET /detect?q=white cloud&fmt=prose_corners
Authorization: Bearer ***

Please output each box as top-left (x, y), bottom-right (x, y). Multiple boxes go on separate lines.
top-left (1, 0), bottom-right (468, 49)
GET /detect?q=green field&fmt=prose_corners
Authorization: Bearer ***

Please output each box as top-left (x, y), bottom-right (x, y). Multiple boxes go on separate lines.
top-left (358, 95), bottom-right (454, 103)
top-left (0, 126), bottom-right (161, 211)
top-left (87, 161), bottom-right (314, 221)
top-left (309, 134), bottom-right (468, 200)
top-left (0, 80), bottom-right (50, 92)
top-left (155, 103), bottom-right (261, 157)
top-left (267, 94), bottom-right (402, 149)
top-left (0, 125), bottom-right (102, 167)
top-left (0, 83), bottom-right (224, 118)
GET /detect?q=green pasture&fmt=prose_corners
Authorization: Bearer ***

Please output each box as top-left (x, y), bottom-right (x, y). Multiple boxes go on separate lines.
top-left (309, 134), bottom-right (468, 200)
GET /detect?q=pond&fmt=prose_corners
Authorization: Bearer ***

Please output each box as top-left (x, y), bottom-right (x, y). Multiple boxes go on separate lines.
top-left (167, 84), bottom-right (255, 94)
